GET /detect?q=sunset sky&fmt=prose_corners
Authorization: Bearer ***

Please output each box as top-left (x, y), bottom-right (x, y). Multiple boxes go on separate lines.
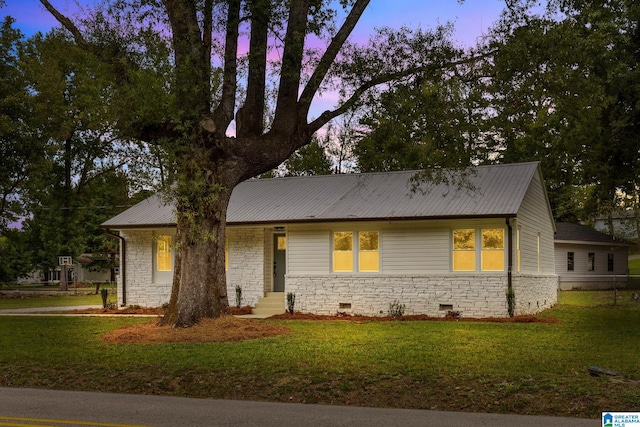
top-left (1, 0), bottom-right (507, 119)
top-left (1, 0), bottom-right (505, 46)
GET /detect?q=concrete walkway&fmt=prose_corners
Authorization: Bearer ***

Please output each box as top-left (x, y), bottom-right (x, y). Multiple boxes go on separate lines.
top-left (0, 305), bottom-right (162, 317)
top-left (0, 387), bottom-right (598, 427)
top-left (0, 305), bottom-right (274, 318)
top-left (0, 305), bottom-right (102, 313)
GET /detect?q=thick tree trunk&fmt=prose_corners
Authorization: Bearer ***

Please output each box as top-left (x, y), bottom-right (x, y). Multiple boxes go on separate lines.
top-left (160, 165), bottom-right (234, 328)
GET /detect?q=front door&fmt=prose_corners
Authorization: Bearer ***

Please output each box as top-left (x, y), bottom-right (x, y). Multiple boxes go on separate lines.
top-left (273, 234), bottom-right (286, 292)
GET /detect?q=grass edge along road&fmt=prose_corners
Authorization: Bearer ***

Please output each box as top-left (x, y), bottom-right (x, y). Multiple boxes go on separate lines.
top-left (0, 415), bottom-right (151, 427)
top-left (0, 290), bottom-right (639, 419)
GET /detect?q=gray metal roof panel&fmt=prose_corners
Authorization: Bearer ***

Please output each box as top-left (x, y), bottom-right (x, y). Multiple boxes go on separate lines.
top-left (102, 162), bottom-right (541, 228)
top-left (555, 222), bottom-right (629, 245)
top-left (101, 194), bottom-right (174, 228)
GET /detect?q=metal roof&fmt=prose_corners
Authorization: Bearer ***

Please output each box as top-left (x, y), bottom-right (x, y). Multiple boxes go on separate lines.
top-left (101, 162), bottom-right (542, 228)
top-left (555, 222), bottom-right (629, 245)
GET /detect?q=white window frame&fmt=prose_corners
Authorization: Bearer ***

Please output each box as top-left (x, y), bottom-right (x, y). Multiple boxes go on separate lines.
top-left (452, 227), bottom-right (507, 273)
top-left (332, 230), bottom-right (380, 273)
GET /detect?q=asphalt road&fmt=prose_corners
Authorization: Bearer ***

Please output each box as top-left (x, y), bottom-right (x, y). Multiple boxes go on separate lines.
top-left (0, 387), bottom-right (599, 427)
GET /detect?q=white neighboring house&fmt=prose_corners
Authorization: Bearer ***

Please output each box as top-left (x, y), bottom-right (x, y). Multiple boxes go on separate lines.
top-left (101, 162), bottom-right (559, 318)
top-left (554, 222), bottom-right (630, 290)
top-left (593, 210), bottom-right (639, 241)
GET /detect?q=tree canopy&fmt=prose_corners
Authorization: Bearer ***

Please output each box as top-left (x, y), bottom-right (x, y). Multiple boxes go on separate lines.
top-left (36, 0), bottom-right (474, 327)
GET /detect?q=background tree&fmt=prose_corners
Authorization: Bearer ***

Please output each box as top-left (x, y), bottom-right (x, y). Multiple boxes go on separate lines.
top-left (354, 52), bottom-right (489, 180)
top-left (325, 112), bottom-right (358, 174)
top-left (41, 0), bottom-right (474, 327)
top-left (17, 28), bottom-right (154, 289)
top-left (0, 18), bottom-right (41, 233)
top-left (485, 0), bottom-right (640, 223)
top-left (0, 229), bottom-right (31, 284)
top-left (284, 137), bottom-right (332, 176)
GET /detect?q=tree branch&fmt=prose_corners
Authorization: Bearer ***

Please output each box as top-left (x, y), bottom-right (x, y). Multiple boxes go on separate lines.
top-left (307, 51), bottom-right (495, 135)
top-left (271, 0), bottom-right (311, 133)
top-left (236, 0), bottom-right (270, 138)
top-left (39, 0), bottom-right (91, 50)
top-left (203, 0), bottom-right (213, 113)
top-left (213, 0), bottom-right (240, 134)
top-left (298, 0), bottom-right (370, 117)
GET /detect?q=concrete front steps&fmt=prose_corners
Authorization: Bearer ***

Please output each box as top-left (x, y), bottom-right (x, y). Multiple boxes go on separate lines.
top-left (251, 292), bottom-right (286, 317)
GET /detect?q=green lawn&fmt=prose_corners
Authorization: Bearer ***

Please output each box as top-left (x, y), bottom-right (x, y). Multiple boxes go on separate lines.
top-left (0, 290), bottom-right (638, 419)
top-left (629, 257), bottom-right (640, 275)
top-left (0, 293), bottom-right (104, 309)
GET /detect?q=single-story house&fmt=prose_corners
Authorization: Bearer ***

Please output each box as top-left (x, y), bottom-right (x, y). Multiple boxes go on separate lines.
top-left (554, 222), bottom-right (630, 290)
top-left (101, 162), bottom-right (559, 318)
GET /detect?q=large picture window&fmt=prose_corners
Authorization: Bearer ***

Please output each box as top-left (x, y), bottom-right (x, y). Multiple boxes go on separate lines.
top-left (481, 229), bottom-right (505, 271)
top-left (157, 235), bottom-right (172, 271)
top-left (453, 229), bottom-right (475, 271)
top-left (333, 231), bottom-right (379, 272)
top-left (453, 228), bottom-right (506, 272)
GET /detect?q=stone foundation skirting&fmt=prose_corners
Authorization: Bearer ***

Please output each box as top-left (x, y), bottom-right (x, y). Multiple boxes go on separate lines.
top-left (286, 273), bottom-right (558, 318)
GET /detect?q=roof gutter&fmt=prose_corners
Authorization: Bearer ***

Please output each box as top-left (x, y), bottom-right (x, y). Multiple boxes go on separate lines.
top-left (105, 230), bottom-right (126, 307)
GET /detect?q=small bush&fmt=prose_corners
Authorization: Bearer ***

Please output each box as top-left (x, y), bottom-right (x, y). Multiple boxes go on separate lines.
top-left (446, 310), bottom-right (461, 319)
top-left (286, 292), bottom-right (296, 314)
top-left (506, 287), bottom-right (516, 317)
top-left (235, 285), bottom-right (243, 308)
top-left (388, 300), bottom-right (405, 318)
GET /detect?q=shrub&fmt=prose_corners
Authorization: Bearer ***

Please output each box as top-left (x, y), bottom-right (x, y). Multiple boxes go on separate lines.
top-left (286, 292), bottom-right (296, 314)
top-left (235, 285), bottom-right (243, 308)
top-left (388, 300), bottom-right (405, 318)
top-left (506, 287), bottom-right (516, 317)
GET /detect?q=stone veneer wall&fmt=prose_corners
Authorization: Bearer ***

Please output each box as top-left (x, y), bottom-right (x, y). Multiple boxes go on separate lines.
top-left (226, 228), bottom-right (265, 307)
top-left (118, 230), bottom-right (172, 307)
top-left (119, 228), bottom-right (268, 308)
top-left (512, 273), bottom-right (559, 314)
top-left (286, 273), bottom-right (558, 318)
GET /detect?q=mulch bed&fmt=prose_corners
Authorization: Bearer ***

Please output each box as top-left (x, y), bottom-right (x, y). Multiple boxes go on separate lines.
top-left (270, 312), bottom-right (559, 323)
top-left (66, 306), bottom-right (558, 324)
top-left (101, 315), bottom-right (292, 344)
top-left (69, 307), bottom-right (557, 344)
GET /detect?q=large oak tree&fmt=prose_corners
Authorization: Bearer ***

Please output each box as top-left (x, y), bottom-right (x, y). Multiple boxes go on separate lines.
top-left (41, 0), bottom-right (467, 327)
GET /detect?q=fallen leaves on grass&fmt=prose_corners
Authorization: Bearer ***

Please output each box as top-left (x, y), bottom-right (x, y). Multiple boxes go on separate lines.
top-left (102, 315), bottom-right (291, 344)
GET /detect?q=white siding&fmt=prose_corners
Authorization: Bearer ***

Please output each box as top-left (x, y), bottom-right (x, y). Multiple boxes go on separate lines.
top-left (381, 222), bottom-right (449, 273)
top-left (555, 242), bottom-right (629, 290)
top-left (288, 219), bottom-right (512, 275)
top-left (287, 224), bottom-right (331, 274)
top-left (516, 170), bottom-right (555, 274)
